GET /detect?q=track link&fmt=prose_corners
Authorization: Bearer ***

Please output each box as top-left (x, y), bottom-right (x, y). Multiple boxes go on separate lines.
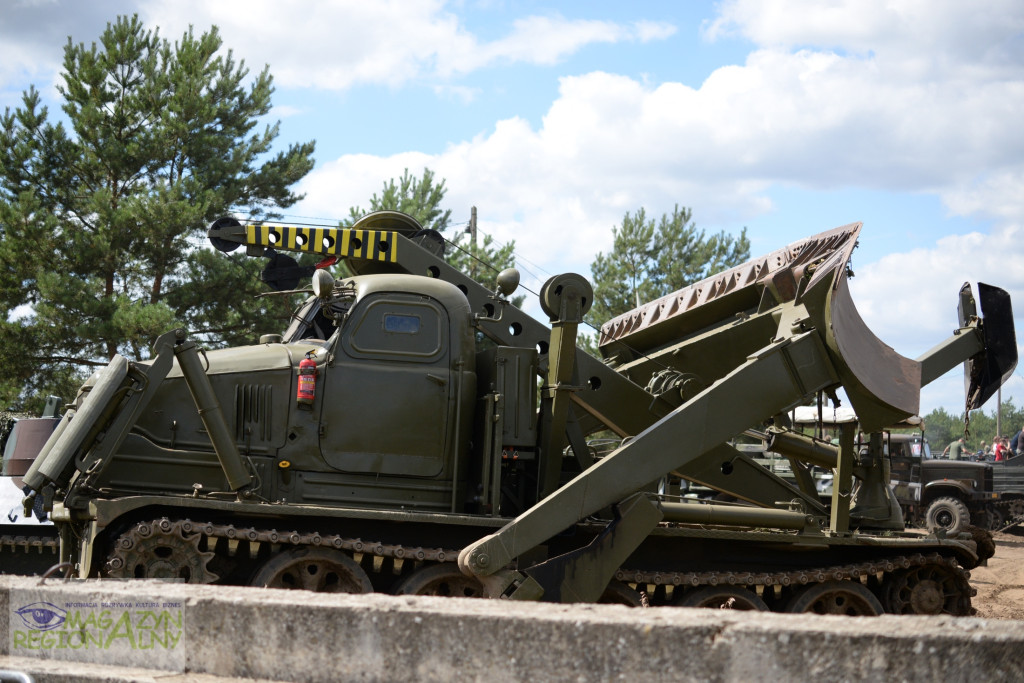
top-left (0, 532), bottom-right (60, 554)
top-left (103, 517), bottom-right (976, 615)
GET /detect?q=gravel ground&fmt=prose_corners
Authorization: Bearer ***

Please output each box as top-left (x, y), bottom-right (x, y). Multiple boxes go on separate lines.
top-left (970, 528), bottom-right (1024, 620)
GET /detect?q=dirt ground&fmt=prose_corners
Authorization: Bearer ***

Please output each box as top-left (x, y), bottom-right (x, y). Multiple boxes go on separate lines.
top-left (968, 528), bottom-right (1024, 620)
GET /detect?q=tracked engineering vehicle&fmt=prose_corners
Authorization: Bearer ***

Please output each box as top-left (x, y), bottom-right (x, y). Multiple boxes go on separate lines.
top-left (0, 399), bottom-right (60, 573)
top-left (22, 214), bottom-right (1016, 615)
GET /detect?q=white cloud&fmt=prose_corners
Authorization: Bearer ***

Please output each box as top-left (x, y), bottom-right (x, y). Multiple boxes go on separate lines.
top-left (0, 1), bottom-right (674, 98)
top-left (441, 16), bottom-right (675, 73)
top-left (291, 74), bottom-right (778, 283)
top-left (270, 104), bottom-right (302, 118)
top-left (292, 1), bottom-right (1024, 414)
top-left (294, 26), bottom-right (1024, 266)
top-left (692, 0), bottom-right (1024, 413)
top-left (942, 168), bottom-right (1024, 222)
top-left (633, 20), bottom-right (678, 43)
top-left (3, 0), bottom-right (1020, 415)
top-left (705, 0), bottom-right (1024, 80)
top-left (849, 224), bottom-right (1024, 415)
top-left (138, 1), bottom-right (670, 90)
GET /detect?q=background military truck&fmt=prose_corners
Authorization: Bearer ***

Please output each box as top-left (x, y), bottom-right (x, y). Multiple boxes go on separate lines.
top-left (991, 454), bottom-right (1024, 528)
top-left (19, 215), bottom-right (1017, 615)
top-left (887, 430), bottom-right (1001, 534)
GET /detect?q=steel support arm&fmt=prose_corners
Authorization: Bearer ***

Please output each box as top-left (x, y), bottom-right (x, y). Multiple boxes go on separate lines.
top-left (672, 443), bottom-right (828, 516)
top-left (916, 326), bottom-right (985, 387)
top-left (459, 330), bottom-right (840, 579)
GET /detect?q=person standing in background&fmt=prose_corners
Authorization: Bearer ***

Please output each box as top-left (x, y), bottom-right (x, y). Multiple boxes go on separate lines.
top-left (994, 437), bottom-right (1007, 462)
top-left (1011, 428), bottom-right (1024, 457)
top-left (943, 437), bottom-right (968, 460)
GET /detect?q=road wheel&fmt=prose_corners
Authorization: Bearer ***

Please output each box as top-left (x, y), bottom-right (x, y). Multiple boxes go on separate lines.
top-left (598, 580), bottom-right (644, 606)
top-left (675, 585), bottom-right (769, 611)
top-left (393, 563), bottom-right (484, 598)
top-left (250, 547), bottom-right (373, 593)
top-left (785, 580), bottom-right (883, 616)
top-left (924, 497), bottom-right (970, 536)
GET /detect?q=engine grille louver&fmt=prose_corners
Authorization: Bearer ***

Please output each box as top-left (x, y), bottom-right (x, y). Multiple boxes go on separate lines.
top-left (235, 384), bottom-right (273, 443)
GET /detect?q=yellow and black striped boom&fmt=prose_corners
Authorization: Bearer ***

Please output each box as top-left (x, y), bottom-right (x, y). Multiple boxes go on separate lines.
top-left (208, 217), bottom-right (401, 264)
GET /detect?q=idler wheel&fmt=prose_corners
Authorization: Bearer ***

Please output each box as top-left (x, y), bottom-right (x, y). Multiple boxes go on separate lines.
top-left (884, 564), bottom-right (971, 615)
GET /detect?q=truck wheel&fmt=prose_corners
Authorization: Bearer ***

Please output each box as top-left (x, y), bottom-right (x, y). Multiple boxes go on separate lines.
top-left (924, 497), bottom-right (970, 536)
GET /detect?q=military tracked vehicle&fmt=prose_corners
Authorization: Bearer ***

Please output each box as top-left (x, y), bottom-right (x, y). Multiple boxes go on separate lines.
top-left (1, 398), bottom-right (60, 574)
top-left (990, 456), bottom-right (1024, 528)
top-left (21, 213), bottom-right (1017, 615)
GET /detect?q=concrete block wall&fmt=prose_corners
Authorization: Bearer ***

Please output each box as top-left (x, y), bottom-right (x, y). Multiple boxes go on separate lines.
top-left (1, 576), bottom-right (1022, 682)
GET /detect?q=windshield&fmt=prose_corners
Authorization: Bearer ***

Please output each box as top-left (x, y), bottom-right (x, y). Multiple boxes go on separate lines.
top-left (282, 289), bottom-right (357, 343)
top-left (283, 298), bottom-right (334, 343)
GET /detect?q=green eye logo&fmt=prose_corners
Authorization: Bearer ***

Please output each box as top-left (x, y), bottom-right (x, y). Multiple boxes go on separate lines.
top-left (14, 602), bottom-right (67, 631)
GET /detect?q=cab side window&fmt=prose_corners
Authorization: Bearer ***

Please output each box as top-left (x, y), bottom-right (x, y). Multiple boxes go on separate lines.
top-left (343, 295), bottom-right (445, 362)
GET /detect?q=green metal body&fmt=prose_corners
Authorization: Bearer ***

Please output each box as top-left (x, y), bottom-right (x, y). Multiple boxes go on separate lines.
top-left (21, 212), bottom-right (1016, 607)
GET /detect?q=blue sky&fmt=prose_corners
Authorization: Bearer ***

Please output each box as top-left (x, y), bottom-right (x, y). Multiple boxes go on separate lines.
top-left (2, 0), bottom-right (1022, 418)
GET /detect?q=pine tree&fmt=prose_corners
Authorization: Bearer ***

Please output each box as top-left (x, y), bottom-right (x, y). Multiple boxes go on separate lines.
top-left (0, 15), bottom-right (315, 410)
top-left (349, 168), bottom-right (519, 299)
top-left (589, 205), bottom-right (750, 325)
top-left (348, 168), bottom-right (451, 232)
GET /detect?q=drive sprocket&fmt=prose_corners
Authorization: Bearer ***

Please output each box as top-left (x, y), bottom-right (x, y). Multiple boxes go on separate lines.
top-left (105, 518), bottom-right (218, 584)
top-left (884, 561), bottom-right (973, 615)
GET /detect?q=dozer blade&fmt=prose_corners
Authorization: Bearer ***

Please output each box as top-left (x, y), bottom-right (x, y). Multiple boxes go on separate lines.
top-left (823, 273), bottom-right (922, 432)
top-left (597, 220), bottom-right (924, 433)
top-left (597, 222), bottom-right (865, 358)
top-left (965, 282), bottom-right (1017, 410)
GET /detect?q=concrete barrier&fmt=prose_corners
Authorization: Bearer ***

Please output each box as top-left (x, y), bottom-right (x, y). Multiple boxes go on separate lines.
top-left (1, 575), bottom-right (1022, 682)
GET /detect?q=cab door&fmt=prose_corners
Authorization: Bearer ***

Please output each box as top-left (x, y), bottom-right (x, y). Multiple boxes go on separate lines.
top-left (319, 292), bottom-right (451, 477)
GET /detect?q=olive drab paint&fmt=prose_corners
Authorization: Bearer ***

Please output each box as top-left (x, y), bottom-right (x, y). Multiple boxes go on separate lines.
top-left (19, 211), bottom-right (1016, 615)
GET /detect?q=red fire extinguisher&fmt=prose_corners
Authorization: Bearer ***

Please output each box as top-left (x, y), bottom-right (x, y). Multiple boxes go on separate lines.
top-left (297, 352), bottom-right (318, 407)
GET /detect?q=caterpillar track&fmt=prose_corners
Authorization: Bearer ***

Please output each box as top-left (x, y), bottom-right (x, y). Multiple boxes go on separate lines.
top-left (0, 532), bottom-right (59, 554)
top-left (103, 517), bottom-right (976, 616)
top-left (0, 530), bottom-right (60, 577)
